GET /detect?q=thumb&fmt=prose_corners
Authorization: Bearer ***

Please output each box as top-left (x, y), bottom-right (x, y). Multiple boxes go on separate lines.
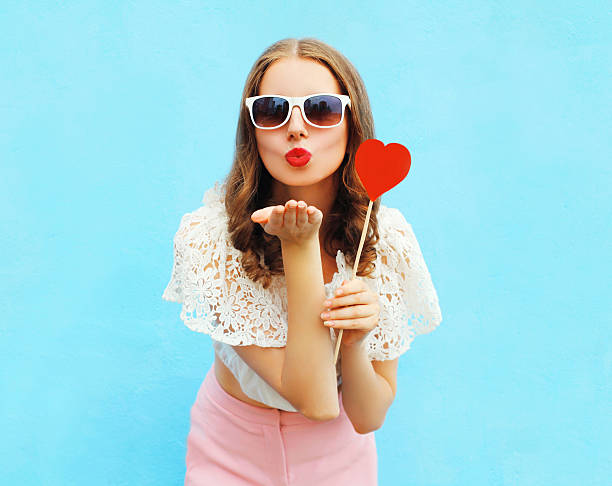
top-left (251, 208), bottom-right (268, 223)
top-left (252, 206), bottom-right (278, 226)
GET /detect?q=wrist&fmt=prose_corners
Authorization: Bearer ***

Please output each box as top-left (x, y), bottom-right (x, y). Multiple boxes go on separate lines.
top-left (340, 338), bottom-right (368, 355)
top-left (280, 235), bottom-right (319, 251)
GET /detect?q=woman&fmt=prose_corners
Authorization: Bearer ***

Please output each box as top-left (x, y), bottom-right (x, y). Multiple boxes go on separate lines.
top-left (162, 37), bottom-right (443, 486)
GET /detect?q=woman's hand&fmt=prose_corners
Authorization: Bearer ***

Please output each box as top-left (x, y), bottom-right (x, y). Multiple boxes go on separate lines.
top-left (320, 279), bottom-right (380, 348)
top-left (251, 200), bottom-right (323, 245)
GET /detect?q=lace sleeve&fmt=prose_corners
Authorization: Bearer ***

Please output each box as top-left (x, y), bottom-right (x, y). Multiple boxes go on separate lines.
top-left (161, 183), bottom-right (288, 347)
top-left (365, 205), bottom-right (443, 361)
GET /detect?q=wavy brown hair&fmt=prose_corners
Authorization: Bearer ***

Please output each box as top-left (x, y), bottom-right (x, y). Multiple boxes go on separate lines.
top-left (222, 37), bottom-right (380, 289)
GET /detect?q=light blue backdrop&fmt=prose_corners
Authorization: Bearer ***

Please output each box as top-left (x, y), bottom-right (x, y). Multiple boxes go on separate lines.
top-left (1, 1), bottom-right (610, 485)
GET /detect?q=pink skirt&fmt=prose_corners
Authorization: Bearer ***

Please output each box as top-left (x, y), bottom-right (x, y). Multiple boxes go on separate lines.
top-left (184, 363), bottom-right (378, 486)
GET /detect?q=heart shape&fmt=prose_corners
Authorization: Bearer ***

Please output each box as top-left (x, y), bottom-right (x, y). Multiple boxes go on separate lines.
top-left (355, 139), bottom-right (411, 201)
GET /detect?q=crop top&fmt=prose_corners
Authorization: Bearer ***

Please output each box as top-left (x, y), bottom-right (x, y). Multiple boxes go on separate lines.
top-left (162, 180), bottom-right (443, 411)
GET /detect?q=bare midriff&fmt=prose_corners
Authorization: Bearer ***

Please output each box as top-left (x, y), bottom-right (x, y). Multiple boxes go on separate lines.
top-left (214, 354), bottom-right (342, 410)
top-left (213, 252), bottom-right (342, 411)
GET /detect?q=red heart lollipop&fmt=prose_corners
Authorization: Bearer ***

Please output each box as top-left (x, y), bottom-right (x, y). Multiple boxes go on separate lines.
top-left (355, 139), bottom-right (411, 201)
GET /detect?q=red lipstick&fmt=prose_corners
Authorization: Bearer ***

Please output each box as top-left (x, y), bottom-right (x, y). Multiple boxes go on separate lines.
top-left (285, 148), bottom-right (312, 167)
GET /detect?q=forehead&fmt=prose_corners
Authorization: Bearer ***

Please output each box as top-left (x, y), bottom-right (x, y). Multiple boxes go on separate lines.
top-left (258, 57), bottom-right (342, 97)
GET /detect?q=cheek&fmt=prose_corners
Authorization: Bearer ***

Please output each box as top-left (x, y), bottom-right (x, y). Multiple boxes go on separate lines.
top-left (318, 130), bottom-right (348, 153)
top-left (255, 132), bottom-right (279, 155)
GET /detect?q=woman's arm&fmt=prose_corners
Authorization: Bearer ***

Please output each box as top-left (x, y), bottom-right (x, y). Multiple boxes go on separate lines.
top-left (340, 341), bottom-right (397, 434)
top-left (281, 238), bottom-right (339, 420)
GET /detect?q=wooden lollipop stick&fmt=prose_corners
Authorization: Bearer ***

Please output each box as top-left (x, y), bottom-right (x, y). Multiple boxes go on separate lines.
top-left (333, 199), bottom-right (374, 365)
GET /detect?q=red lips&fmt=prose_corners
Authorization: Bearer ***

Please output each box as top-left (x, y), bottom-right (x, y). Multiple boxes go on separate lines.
top-left (286, 148), bottom-right (310, 157)
top-left (285, 147), bottom-right (311, 167)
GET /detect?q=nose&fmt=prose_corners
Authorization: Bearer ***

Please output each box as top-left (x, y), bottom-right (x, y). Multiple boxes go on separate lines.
top-left (286, 106), bottom-right (308, 139)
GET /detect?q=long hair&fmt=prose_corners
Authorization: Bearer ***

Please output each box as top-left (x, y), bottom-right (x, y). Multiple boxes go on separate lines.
top-left (223, 37), bottom-right (380, 289)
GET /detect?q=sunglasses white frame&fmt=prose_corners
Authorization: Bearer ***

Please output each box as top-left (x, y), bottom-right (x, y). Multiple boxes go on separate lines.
top-left (245, 93), bottom-right (351, 129)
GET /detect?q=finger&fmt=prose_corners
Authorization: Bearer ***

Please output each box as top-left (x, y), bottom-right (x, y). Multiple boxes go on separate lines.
top-left (284, 200), bottom-right (297, 226)
top-left (268, 205), bottom-right (285, 228)
top-left (324, 290), bottom-right (371, 309)
top-left (321, 303), bottom-right (376, 321)
top-left (251, 207), bottom-right (273, 224)
top-left (296, 200), bottom-right (308, 227)
top-left (323, 315), bottom-right (377, 330)
top-left (307, 205), bottom-right (322, 225)
top-left (334, 278), bottom-right (367, 297)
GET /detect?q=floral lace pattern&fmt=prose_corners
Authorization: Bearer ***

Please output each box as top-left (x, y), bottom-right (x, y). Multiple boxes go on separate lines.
top-left (162, 181), bottom-right (442, 361)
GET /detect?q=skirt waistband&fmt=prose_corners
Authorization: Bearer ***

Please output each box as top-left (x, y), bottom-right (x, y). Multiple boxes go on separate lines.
top-left (198, 362), bottom-right (344, 427)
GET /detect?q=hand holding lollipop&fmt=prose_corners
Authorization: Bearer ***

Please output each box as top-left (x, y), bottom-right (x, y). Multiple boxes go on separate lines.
top-left (327, 139), bottom-right (411, 364)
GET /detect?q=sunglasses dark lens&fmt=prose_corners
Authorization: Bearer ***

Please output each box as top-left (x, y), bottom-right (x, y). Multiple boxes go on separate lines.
top-left (252, 96), bottom-right (289, 127)
top-left (304, 95), bottom-right (343, 126)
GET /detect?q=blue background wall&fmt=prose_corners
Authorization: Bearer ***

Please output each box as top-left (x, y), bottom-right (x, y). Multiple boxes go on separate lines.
top-left (2, 1), bottom-right (610, 484)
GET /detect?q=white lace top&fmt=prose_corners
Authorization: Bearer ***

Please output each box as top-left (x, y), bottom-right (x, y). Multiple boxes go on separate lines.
top-left (162, 180), bottom-right (442, 411)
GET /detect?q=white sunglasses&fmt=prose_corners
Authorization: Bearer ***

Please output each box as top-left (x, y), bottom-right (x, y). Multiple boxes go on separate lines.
top-left (245, 93), bottom-right (351, 129)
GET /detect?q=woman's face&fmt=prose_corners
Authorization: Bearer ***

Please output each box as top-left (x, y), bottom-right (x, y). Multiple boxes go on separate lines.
top-left (253, 57), bottom-right (349, 188)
